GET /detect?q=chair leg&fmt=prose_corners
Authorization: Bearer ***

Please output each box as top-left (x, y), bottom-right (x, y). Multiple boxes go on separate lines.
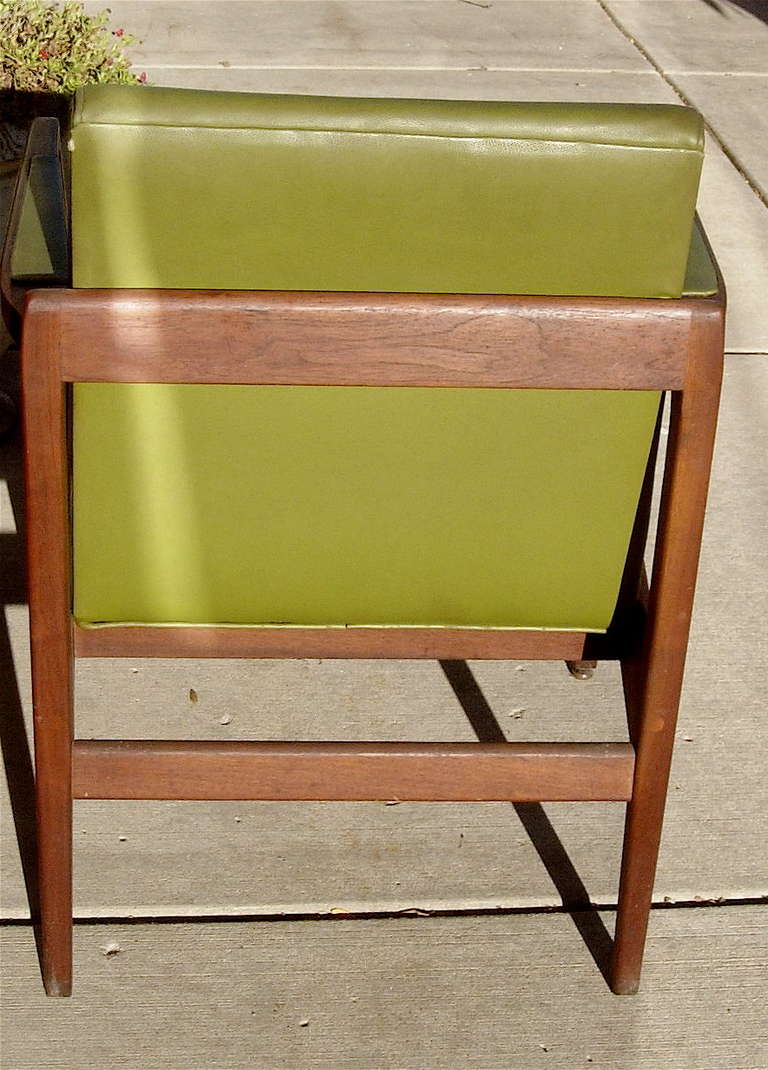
top-left (611, 316), bottom-right (723, 994)
top-left (611, 543), bottom-right (695, 996)
top-left (22, 305), bottom-right (76, 995)
top-left (34, 675), bottom-right (74, 997)
top-left (565, 659), bottom-right (597, 680)
top-left (611, 607), bottom-right (683, 995)
top-left (610, 731), bottom-right (675, 995)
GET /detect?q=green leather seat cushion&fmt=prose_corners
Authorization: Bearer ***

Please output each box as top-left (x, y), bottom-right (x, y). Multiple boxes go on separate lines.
top-left (70, 86), bottom-right (704, 630)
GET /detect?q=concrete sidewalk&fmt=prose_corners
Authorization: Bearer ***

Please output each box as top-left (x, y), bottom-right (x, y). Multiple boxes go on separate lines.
top-left (1, 3), bottom-right (767, 1067)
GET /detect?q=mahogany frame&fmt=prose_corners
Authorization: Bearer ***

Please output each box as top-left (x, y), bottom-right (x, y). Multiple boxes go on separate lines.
top-left (12, 122), bottom-right (726, 999)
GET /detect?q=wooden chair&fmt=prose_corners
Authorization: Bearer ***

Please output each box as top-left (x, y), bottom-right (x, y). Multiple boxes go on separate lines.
top-left (1, 87), bottom-right (724, 997)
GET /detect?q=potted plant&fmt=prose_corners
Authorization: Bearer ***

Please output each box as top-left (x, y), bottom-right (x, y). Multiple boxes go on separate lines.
top-left (0, 1), bottom-right (144, 432)
top-left (1, 0), bottom-right (144, 163)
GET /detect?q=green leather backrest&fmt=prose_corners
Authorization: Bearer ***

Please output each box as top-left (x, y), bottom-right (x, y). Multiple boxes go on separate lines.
top-left (71, 86), bottom-right (703, 297)
top-left (70, 85), bottom-right (704, 631)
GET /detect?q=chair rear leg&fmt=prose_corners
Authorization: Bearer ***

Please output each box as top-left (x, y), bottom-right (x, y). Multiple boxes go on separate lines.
top-left (22, 304), bottom-right (76, 996)
top-left (565, 659), bottom-right (597, 680)
top-left (610, 707), bottom-right (677, 995)
top-left (33, 671), bottom-right (74, 997)
top-left (611, 311), bottom-right (723, 994)
top-left (611, 559), bottom-right (690, 994)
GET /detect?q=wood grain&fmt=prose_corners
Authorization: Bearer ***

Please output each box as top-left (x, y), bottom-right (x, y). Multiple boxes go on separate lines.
top-left (73, 625), bottom-right (588, 661)
top-left (25, 288), bottom-right (711, 390)
top-left (71, 740), bottom-right (635, 803)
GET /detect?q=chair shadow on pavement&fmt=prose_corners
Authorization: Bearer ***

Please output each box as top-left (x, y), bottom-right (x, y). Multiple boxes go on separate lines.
top-left (440, 658), bottom-right (614, 985)
top-left (0, 403), bottom-right (42, 943)
top-left (700, 0), bottom-right (768, 28)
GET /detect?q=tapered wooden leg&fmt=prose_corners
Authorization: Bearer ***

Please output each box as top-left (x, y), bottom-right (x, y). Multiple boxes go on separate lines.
top-left (611, 670), bottom-right (679, 994)
top-left (34, 676), bottom-right (74, 997)
top-left (22, 300), bottom-right (74, 996)
top-left (611, 306), bottom-right (723, 994)
top-left (565, 659), bottom-right (597, 680)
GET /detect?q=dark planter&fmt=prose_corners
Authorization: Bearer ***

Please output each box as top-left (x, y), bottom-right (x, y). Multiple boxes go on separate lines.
top-left (0, 92), bottom-right (70, 435)
top-left (0, 89), bottom-right (71, 163)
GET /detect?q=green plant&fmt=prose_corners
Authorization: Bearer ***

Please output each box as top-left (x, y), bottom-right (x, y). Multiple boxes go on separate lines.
top-left (0, 0), bottom-right (145, 93)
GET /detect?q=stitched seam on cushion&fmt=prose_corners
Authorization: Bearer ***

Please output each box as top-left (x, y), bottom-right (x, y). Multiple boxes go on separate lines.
top-left (70, 121), bottom-right (704, 154)
top-left (74, 620), bottom-right (607, 633)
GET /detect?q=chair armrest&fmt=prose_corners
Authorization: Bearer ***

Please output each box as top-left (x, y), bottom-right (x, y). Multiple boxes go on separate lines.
top-left (1, 117), bottom-right (70, 341)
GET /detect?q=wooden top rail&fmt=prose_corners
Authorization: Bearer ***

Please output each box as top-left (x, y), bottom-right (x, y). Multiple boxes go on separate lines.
top-left (24, 288), bottom-right (722, 390)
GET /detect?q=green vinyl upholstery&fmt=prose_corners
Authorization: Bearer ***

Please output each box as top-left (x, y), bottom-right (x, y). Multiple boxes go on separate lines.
top-left (70, 85), bottom-right (705, 631)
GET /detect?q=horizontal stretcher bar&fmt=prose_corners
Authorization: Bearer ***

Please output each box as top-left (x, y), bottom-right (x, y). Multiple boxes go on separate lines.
top-left (73, 624), bottom-right (590, 660)
top-left (71, 739), bottom-right (635, 802)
